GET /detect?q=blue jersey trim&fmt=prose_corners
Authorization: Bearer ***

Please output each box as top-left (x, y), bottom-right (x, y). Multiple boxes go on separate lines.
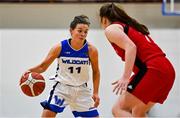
top-left (58, 39), bottom-right (89, 58)
top-left (48, 82), bottom-right (59, 103)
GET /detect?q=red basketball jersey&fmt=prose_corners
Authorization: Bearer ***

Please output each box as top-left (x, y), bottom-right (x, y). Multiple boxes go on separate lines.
top-left (111, 22), bottom-right (165, 63)
top-left (110, 22), bottom-right (175, 104)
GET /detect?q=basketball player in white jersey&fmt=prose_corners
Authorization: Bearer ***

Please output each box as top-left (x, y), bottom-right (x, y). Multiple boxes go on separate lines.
top-left (24, 15), bottom-right (100, 117)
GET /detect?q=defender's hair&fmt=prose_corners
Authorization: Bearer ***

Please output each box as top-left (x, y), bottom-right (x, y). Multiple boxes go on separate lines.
top-left (100, 3), bottom-right (149, 35)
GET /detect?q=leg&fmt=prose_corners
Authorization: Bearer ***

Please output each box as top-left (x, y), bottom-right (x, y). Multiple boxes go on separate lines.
top-left (112, 91), bottom-right (155, 117)
top-left (112, 106), bottom-right (132, 117)
top-left (112, 92), bottom-right (133, 117)
top-left (132, 101), bottom-right (154, 117)
top-left (71, 85), bottom-right (99, 118)
top-left (41, 109), bottom-right (57, 118)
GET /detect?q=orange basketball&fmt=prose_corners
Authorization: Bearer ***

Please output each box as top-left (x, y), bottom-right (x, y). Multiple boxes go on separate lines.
top-left (20, 72), bottom-right (45, 97)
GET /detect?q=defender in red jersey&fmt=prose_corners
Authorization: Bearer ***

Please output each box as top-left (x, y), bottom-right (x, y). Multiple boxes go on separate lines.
top-left (99, 3), bottom-right (175, 117)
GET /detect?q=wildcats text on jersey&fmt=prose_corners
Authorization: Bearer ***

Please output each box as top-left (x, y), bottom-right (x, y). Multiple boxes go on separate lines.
top-left (61, 58), bottom-right (90, 65)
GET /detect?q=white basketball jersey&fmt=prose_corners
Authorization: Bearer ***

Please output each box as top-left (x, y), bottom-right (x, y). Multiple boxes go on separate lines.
top-left (55, 39), bottom-right (90, 86)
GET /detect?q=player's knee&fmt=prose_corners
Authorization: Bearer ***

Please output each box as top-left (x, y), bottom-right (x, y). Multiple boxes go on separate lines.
top-left (132, 106), bottom-right (146, 117)
top-left (112, 99), bottom-right (127, 115)
top-left (112, 104), bottom-right (122, 115)
top-left (41, 109), bottom-right (57, 118)
top-left (112, 105), bottom-right (118, 116)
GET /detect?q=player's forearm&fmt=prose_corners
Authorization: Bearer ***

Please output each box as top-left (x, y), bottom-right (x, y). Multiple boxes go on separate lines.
top-left (28, 64), bottom-right (47, 73)
top-left (123, 45), bottom-right (136, 79)
top-left (93, 70), bottom-right (100, 94)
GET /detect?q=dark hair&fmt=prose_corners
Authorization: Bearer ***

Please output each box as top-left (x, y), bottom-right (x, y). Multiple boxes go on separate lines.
top-left (70, 15), bottom-right (90, 30)
top-left (99, 3), bottom-right (149, 35)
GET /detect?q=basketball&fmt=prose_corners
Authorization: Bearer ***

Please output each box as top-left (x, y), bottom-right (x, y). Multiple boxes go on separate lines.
top-left (20, 72), bottom-right (45, 97)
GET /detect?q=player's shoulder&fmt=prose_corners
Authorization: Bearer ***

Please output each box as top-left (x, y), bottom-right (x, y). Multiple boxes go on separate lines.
top-left (104, 24), bottom-right (125, 43)
top-left (88, 42), bottom-right (98, 56)
top-left (50, 43), bottom-right (61, 56)
top-left (105, 24), bottom-right (124, 32)
top-left (52, 42), bottom-right (61, 50)
top-left (88, 42), bottom-right (97, 51)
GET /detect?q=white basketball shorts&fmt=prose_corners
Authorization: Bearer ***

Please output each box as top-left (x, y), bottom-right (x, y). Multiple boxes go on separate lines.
top-left (40, 81), bottom-right (99, 117)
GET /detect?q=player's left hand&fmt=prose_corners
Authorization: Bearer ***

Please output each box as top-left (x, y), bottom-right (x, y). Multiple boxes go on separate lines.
top-left (92, 93), bottom-right (100, 107)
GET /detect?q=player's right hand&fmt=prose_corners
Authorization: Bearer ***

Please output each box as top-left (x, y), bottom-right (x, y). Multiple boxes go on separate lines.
top-left (112, 78), bottom-right (129, 95)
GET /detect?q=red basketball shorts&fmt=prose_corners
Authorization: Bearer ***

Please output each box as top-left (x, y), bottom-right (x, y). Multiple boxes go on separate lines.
top-left (127, 56), bottom-right (175, 104)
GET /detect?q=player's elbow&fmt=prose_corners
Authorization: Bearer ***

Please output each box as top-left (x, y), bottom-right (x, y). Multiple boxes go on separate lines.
top-left (127, 43), bottom-right (137, 54)
top-left (131, 43), bottom-right (137, 53)
top-left (133, 44), bottom-right (137, 53)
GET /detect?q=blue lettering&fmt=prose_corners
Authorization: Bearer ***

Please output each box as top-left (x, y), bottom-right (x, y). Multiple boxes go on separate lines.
top-left (54, 95), bottom-right (65, 106)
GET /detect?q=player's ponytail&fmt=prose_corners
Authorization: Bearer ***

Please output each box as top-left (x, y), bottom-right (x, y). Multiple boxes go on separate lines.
top-left (100, 3), bottom-right (149, 35)
top-left (70, 15), bottom-right (90, 30)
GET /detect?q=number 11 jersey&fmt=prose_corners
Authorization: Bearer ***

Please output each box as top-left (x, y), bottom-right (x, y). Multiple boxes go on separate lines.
top-left (55, 39), bottom-right (90, 86)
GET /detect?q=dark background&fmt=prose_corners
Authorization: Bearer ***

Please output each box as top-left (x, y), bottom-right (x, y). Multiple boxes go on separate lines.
top-left (0, 0), bottom-right (162, 3)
